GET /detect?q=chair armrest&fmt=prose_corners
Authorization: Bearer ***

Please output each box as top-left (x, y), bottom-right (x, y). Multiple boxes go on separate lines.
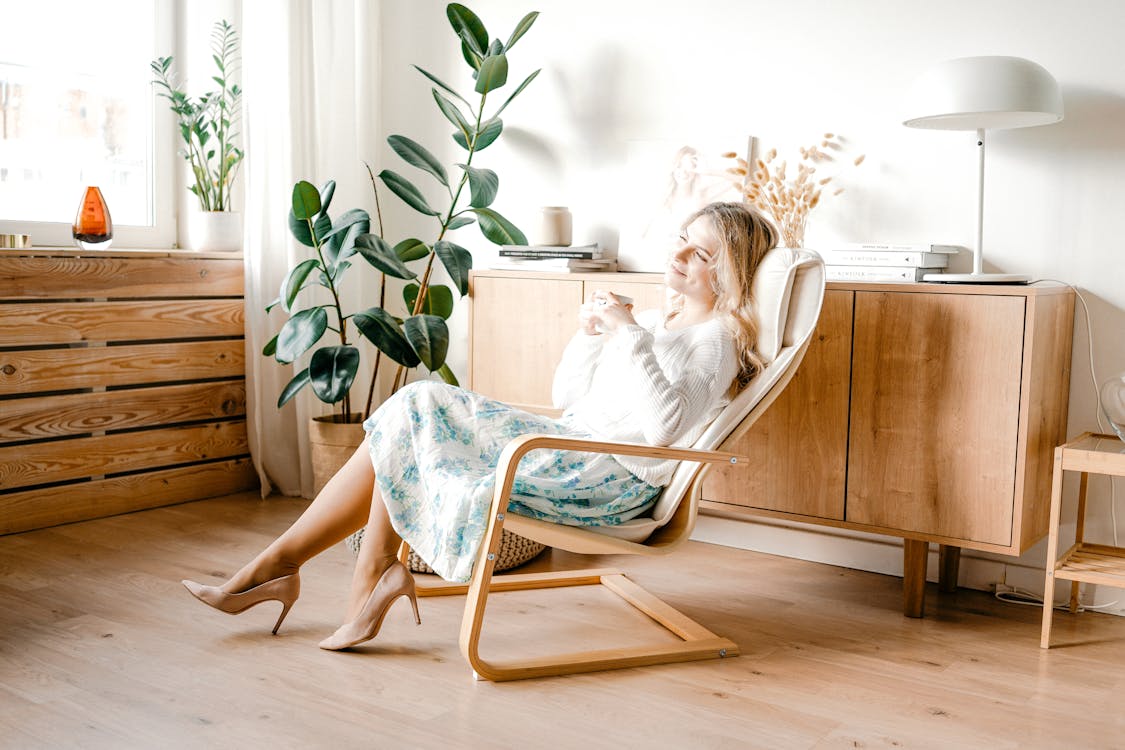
top-left (480, 434), bottom-right (747, 553)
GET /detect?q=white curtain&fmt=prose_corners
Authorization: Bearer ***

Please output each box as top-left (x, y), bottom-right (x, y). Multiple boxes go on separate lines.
top-left (241, 0), bottom-right (381, 498)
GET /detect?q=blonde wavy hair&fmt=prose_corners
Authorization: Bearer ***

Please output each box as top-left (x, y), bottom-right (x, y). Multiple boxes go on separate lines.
top-left (667, 201), bottom-right (778, 396)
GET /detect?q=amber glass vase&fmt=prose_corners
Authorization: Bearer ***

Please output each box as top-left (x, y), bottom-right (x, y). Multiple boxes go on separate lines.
top-left (72, 186), bottom-right (113, 250)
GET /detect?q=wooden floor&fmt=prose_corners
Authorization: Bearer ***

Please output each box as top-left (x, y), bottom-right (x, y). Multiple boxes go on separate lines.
top-left (2, 495), bottom-right (1125, 749)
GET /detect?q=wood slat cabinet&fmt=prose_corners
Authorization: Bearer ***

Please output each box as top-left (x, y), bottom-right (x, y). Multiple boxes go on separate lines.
top-left (0, 248), bottom-right (258, 534)
top-left (469, 270), bottom-right (1076, 614)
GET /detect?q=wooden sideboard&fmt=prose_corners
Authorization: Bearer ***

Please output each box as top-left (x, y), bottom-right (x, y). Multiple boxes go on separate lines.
top-left (0, 248), bottom-right (258, 534)
top-left (468, 269), bottom-right (1076, 615)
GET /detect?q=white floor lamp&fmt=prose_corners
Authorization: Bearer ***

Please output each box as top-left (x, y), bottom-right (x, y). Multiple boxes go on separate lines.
top-left (903, 56), bottom-right (1064, 283)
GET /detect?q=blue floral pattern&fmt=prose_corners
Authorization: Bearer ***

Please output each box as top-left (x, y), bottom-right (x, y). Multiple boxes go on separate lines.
top-left (364, 381), bottom-right (661, 582)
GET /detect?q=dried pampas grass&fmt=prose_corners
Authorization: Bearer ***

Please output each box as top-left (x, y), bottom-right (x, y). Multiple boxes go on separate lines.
top-left (727, 134), bottom-right (863, 248)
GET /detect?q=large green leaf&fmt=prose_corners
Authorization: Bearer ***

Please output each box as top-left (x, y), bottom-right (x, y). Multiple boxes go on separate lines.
top-left (277, 367), bottom-right (311, 408)
top-left (321, 208), bottom-right (370, 243)
top-left (353, 307), bottom-right (420, 367)
top-left (432, 90), bottom-right (471, 146)
top-left (447, 3), bottom-right (488, 57)
top-left (454, 118), bottom-right (503, 151)
top-left (460, 39), bottom-right (482, 74)
top-left (291, 180), bottom-right (321, 220)
top-left (493, 69), bottom-right (541, 117)
top-left (394, 238), bottom-right (431, 262)
top-left (275, 306), bottom-right (328, 363)
top-left (388, 135), bottom-right (448, 186)
top-left (403, 283), bottom-right (454, 319)
top-left (437, 363), bottom-right (460, 387)
top-left (404, 314), bottom-right (449, 372)
top-left (475, 53), bottom-right (509, 94)
top-left (309, 345), bottom-right (360, 405)
top-left (433, 240), bottom-right (473, 296)
top-left (280, 258), bottom-right (321, 313)
top-left (446, 214), bottom-right (476, 231)
top-left (379, 169), bottom-right (440, 217)
top-left (322, 209), bottom-right (370, 265)
top-left (471, 208), bottom-right (527, 246)
top-left (504, 11), bottom-right (538, 51)
top-left (318, 180), bottom-right (336, 216)
top-left (458, 164), bottom-right (498, 208)
top-left (355, 234), bottom-right (417, 279)
top-left (413, 65), bottom-right (470, 107)
top-left (289, 210), bottom-right (332, 248)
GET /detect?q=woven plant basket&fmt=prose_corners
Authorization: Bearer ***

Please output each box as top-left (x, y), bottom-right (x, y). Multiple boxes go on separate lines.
top-left (345, 527), bottom-right (546, 574)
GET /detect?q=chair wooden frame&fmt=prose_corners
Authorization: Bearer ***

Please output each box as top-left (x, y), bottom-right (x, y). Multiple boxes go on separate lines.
top-left (406, 330), bottom-right (815, 682)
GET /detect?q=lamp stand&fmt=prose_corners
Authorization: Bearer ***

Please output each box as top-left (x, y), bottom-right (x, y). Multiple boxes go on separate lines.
top-left (924, 129), bottom-right (1029, 284)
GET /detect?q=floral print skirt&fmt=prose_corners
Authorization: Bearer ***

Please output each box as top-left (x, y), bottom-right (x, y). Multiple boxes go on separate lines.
top-left (363, 381), bottom-right (661, 582)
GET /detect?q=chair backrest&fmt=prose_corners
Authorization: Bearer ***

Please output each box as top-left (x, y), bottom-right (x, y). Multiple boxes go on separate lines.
top-left (647, 247), bottom-right (826, 533)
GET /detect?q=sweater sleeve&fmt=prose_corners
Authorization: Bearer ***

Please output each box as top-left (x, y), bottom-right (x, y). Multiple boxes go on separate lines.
top-left (607, 323), bottom-right (728, 446)
top-left (551, 331), bottom-right (607, 410)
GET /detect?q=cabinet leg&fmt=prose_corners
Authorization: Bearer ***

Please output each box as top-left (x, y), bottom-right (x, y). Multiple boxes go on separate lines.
top-left (938, 545), bottom-right (960, 593)
top-left (903, 539), bottom-right (928, 618)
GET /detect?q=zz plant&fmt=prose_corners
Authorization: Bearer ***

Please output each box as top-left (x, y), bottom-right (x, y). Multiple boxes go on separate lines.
top-left (265, 3), bottom-right (540, 422)
top-left (151, 19), bottom-right (243, 211)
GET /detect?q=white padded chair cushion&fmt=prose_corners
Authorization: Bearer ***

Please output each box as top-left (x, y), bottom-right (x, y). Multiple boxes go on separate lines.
top-left (751, 247), bottom-right (802, 362)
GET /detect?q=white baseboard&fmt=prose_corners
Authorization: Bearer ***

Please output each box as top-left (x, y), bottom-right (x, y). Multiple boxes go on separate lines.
top-left (691, 515), bottom-right (1125, 616)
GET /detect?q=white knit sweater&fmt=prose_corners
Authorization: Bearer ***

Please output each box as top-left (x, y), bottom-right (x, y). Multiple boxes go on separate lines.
top-left (551, 309), bottom-right (738, 486)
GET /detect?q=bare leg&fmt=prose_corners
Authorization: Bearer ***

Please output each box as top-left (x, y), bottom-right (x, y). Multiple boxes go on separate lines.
top-left (222, 443), bottom-right (376, 593)
top-left (344, 482), bottom-right (403, 620)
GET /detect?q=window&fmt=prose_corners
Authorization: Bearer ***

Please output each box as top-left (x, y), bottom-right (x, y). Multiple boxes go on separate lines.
top-left (0, 1), bottom-right (174, 248)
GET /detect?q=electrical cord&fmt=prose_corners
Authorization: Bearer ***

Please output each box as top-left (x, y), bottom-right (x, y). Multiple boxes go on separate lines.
top-left (993, 583), bottom-right (1118, 612)
top-left (1031, 279), bottom-right (1119, 547)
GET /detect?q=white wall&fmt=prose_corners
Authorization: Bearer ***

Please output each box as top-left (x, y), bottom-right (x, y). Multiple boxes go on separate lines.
top-left (376, 0), bottom-right (1125, 609)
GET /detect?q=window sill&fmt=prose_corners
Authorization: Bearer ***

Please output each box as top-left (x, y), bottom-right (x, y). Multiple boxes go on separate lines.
top-left (1, 246), bottom-right (244, 260)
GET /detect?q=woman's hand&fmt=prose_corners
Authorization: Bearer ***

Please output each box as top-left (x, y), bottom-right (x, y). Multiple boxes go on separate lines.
top-left (579, 290), bottom-right (635, 335)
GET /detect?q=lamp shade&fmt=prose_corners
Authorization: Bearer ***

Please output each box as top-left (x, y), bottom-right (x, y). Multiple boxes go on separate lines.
top-left (903, 56), bottom-right (1063, 130)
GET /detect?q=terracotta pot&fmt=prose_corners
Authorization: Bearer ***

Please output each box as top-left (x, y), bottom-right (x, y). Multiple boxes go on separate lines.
top-left (308, 414), bottom-right (365, 497)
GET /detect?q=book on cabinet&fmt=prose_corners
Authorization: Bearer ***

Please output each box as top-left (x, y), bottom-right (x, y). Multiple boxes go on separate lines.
top-left (824, 265), bottom-right (929, 282)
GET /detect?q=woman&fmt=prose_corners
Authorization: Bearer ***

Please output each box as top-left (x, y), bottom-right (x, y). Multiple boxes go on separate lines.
top-left (183, 201), bottom-right (778, 651)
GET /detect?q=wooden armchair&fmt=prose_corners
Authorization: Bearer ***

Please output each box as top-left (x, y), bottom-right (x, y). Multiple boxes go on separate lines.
top-left (413, 247), bottom-right (826, 681)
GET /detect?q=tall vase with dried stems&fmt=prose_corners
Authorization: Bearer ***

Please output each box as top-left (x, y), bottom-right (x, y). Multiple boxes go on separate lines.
top-left (726, 134), bottom-right (864, 248)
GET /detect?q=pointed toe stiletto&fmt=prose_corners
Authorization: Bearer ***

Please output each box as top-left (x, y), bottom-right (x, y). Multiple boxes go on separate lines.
top-left (318, 561), bottom-right (421, 651)
top-left (182, 573), bottom-right (301, 635)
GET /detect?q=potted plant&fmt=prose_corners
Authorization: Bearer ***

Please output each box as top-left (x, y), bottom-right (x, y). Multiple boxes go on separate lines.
top-left (263, 3), bottom-right (541, 493)
top-left (265, 1), bottom-right (542, 488)
top-left (264, 179), bottom-right (417, 493)
top-left (363, 2), bottom-right (540, 399)
top-left (151, 19), bottom-right (244, 252)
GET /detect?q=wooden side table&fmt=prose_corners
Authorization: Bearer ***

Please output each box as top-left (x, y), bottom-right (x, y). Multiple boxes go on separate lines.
top-left (1041, 432), bottom-right (1125, 648)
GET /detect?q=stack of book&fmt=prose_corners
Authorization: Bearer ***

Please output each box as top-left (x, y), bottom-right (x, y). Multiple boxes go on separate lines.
top-left (820, 243), bottom-right (962, 282)
top-left (490, 243), bottom-right (617, 273)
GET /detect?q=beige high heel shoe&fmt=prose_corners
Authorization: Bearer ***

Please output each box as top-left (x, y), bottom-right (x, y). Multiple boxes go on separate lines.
top-left (318, 561), bottom-right (421, 651)
top-left (182, 573), bottom-right (301, 635)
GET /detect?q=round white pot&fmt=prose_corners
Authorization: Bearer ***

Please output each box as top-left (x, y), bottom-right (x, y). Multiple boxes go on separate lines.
top-left (187, 211), bottom-right (243, 252)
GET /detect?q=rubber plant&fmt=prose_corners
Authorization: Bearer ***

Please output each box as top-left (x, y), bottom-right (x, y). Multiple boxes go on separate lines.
top-left (264, 3), bottom-right (540, 423)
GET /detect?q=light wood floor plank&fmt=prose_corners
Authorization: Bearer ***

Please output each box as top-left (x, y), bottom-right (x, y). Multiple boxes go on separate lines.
top-left (2, 494), bottom-right (1125, 749)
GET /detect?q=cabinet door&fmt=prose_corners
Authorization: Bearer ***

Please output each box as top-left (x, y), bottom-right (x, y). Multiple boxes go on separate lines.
top-left (846, 291), bottom-right (1024, 545)
top-left (703, 289), bottom-right (853, 519)
top-left (470, 276), bottom-right (582, 411)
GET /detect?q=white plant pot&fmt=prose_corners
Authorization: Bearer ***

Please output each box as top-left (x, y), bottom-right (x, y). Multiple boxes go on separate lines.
top-left (187, 211), bottom-right (243, 252)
